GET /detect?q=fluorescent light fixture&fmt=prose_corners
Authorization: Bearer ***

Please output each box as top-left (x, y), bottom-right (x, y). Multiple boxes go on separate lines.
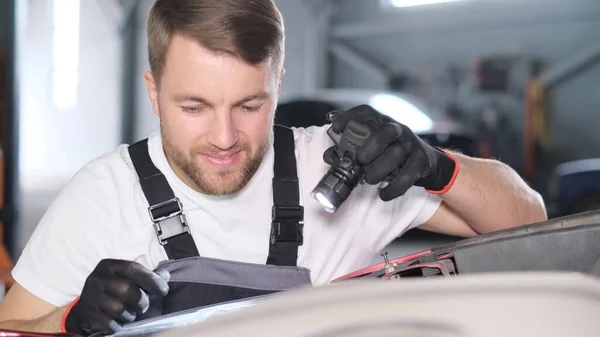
top-left (391, 0), bottom-right (464, 7)
top-left (368, 93), bottom-right (433, 133)
top-left (52, 0), bottom-right (81, 109)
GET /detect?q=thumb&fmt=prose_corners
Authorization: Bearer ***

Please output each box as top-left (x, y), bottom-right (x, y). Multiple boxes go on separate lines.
top-left (323, 147), bottom-right (339, 165)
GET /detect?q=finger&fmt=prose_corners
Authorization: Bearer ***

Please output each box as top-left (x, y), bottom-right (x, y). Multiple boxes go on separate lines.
top-left (363, 142), bottom-right (411, 185)
top-left (323, 147), bottom-right (339, 165)
top-left (104, 277), bottom-right (149, 314)
top-left (99, 294), bottom-right (137, 324)
top-left (84, 311), bottom-right (123, 336)
top-left (116, 261), bottom-right (170, 297)
top-left (155, 267), bottom-right (171, 283)
top-left (379, 158), bottom-right (423, 201)
top-left (331, 105), bottom-right (385, 134)
top-left (357, 123), bottom-right (404, 165)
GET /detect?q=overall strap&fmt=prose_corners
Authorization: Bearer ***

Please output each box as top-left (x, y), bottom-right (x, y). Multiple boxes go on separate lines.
top-left (267, 125), bottom-right (304, 267)
top-left (128, 139), bottom-right (200, 260)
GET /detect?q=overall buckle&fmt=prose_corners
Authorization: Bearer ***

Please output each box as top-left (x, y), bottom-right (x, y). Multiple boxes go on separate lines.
top-left (270, 205), bottom-right (304, 246)
top-left (148, 198), bottom-right (190, 245)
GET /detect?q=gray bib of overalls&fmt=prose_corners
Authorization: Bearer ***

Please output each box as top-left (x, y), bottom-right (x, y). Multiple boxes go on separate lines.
top-left (127, 125), bottom-right (312, 320)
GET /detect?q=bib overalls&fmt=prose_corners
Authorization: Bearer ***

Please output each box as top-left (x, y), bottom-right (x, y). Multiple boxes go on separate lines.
top-left (127, 125), bottom-right (312, 320)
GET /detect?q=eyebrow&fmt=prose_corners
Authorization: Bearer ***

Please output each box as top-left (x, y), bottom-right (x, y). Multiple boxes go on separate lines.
top-left (233, 93), bottom-right (268, 106)
top-left (172, 94), bottom-right (211, 105)
top-left (172, 93), bottom-right (268, 106)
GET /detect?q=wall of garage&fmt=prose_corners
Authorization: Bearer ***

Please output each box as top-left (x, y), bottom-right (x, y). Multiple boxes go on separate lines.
top-left (15, 1), bottom-right (124, 254)
top-left (0, 2), bottom-right (9, 50)
top-left (329, 0), bottom-right (600, 162)
top-left (2, 0), bottom-right (21, 257)
top-left (18, 0), bottom-right (123, 184)
top-left (133, 0), bottom-right (155, 142)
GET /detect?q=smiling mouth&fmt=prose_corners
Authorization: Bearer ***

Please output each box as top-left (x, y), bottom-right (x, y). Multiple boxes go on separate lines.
top-left (200, 151), bottom-right (242, 168)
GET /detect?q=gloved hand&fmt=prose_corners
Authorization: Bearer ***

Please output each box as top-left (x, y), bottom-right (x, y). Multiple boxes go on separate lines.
top-left (63, 259), bottom-right (170, 336)
top-left (323, 104), bottom-right (459, 201)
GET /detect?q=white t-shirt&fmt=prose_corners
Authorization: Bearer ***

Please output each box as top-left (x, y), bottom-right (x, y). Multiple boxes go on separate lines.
top-left (12, 125), bottom-right (441, 307)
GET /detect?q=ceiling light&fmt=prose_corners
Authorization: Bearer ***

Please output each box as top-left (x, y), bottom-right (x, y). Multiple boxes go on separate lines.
top-left (368, 93), bottom-right (433, 133)
top-left (391, 0), bottom-right (465, 8)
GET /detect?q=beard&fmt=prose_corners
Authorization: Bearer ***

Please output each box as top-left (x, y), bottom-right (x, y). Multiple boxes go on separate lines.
top-left (161, 123), bottom-right (271, 196)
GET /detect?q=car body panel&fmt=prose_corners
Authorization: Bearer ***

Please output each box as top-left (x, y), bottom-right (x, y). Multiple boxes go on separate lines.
top-left (156, 272), bottom-right (600, 337)
top-left (548, 159), bottom-right (600, 217)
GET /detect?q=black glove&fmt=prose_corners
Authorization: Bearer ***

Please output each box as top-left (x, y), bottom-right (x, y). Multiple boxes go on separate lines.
top-left (323, 104), bottom-right (459, 201)
top-left (63, 259), bottom-right (170, 336)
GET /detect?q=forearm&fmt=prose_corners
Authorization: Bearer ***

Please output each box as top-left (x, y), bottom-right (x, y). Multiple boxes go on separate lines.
top-left (0, 306), bottom-right (66, 333)
top-left (442, 152), bottom-right (547, 234)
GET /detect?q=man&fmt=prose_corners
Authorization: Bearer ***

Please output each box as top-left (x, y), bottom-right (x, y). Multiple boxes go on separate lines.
top-left (0, 0), bottom-right (546, 335)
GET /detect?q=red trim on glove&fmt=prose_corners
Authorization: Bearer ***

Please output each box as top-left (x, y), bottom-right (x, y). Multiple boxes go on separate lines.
top-left (60, 296), bottom-right (80, 333)
top-left (426, 149), bottom-right (459, 195)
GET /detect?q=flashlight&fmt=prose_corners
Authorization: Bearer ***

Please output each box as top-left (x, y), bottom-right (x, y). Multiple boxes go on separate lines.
top-left (311, 112), bottom-right (376, 213)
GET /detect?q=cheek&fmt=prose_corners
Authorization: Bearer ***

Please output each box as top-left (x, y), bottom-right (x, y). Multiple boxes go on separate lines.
top-left (233, 108), bottom-right (273, 145)
top-left (161, 108), bottom-right (208, 151)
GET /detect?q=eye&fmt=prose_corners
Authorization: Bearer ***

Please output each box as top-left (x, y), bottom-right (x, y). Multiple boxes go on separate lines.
top-left (241, 104), bottom-right (261, 113)
top-left (181, 106), bottom-right (202, 114)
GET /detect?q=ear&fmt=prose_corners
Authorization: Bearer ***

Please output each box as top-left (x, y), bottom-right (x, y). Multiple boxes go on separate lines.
top-left (144, 71), bottom-right (160, 117)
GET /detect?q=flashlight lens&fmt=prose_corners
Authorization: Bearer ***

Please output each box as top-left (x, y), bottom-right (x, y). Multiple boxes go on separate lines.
top-left (311, 191), bottom-right (336, 213)
top-left (311, 161), bottom-right (364, 213)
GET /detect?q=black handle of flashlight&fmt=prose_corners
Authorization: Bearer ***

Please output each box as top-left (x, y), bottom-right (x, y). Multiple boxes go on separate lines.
top-left (325, 110), bottom-right (378, 161)
top-left (332, 121), bottom-right (372, 162)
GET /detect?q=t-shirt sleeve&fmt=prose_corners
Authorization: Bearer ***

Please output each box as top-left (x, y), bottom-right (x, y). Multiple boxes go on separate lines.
top-left (354, 183), bottom-right (443, 255)
top-left (11, 165), bottom-right (121, 307)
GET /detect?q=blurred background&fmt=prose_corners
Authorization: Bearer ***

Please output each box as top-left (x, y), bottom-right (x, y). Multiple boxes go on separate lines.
top-left (0, 0), bottom-right (599, 281)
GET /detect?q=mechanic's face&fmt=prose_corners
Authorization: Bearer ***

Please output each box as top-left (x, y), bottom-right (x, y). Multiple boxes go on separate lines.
top-left (144, 34), bottom-right (281, 195)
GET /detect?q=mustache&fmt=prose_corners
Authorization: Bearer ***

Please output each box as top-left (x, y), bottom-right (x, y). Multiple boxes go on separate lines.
top-left (190, 142), bottom-right (250, 156)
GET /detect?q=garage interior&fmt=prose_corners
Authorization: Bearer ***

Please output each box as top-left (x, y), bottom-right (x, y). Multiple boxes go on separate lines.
top-left (0, 0), bottom-right (599, 331)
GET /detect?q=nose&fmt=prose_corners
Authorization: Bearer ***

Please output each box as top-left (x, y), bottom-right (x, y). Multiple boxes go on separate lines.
top-left (207, 110), bottom-right (239, 150)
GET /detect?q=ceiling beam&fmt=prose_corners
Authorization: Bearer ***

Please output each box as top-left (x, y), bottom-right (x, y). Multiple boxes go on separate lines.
top-left (540, 44), bottom-right (600, 89)
top-left (330, 9), bottom-right (600, 39)
top-left (328, 41), bottom-right (389, 83)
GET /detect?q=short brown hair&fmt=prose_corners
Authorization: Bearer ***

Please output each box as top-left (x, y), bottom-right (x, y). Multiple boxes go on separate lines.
top-left (147, 0), bottom-right (285, 85)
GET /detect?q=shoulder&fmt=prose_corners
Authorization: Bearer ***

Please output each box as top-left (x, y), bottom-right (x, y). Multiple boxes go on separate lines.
top-left (290, 125), bottom-right (333, 168)
top-left (40, 138), bottom-right (150, 226)
top-left (70, 136), bottom-right (153, 190)
top-left (291, 125), bottom-right (332, 149)
top-left (85, 142), bottom-right (139, 177)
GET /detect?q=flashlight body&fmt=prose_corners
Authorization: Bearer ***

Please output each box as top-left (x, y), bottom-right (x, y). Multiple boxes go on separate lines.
top-left (312, 160), bottom-right (364, 213)
top-left (311, 118), bottom-right (375, 213)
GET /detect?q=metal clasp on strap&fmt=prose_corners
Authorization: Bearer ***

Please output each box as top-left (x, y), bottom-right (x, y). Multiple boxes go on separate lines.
top-left (270, 205), bottom-right (304, 246)
top-left (148, 198), bottom-right (190, 245)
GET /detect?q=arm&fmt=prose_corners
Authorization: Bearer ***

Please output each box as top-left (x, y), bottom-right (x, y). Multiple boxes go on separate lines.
top-left (0, 262), bottom-right (169, 335)
top-left (420, 152), bottom-right (547, 237)
top-left (0, 166), bottom-right (114, 333)
top-left (324, 105), bottom-right (547, 238)
top-left (0, 164), bottom-right (169, 335)
top-left (0, 282), bottom-right (64, 332)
